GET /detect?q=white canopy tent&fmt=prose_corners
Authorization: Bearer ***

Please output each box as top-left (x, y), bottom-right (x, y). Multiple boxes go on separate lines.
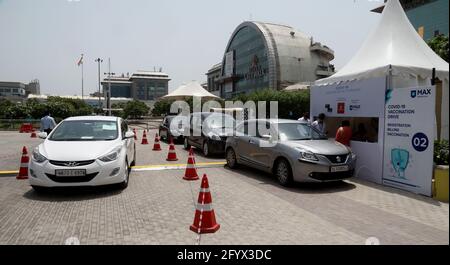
top-left (162, 81), bottom-right (220, 100)
top-left (315, 0), bottom-right (449, 139)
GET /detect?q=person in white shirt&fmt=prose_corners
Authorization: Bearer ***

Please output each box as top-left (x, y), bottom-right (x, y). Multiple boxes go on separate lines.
top-left (311, 113), bottom-right (327, 135)
top-left (298, 112), bottom-right (311, 124)
top-left (40, 112), bottom-right (57, 135)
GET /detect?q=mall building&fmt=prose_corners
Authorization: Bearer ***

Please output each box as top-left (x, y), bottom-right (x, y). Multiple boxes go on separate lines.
top-left (372, 0), bottom-right (449, 40)
top-left (206, 21), bottom-right (335, 99)
top-left (101, 70), bottom-right (170, 101)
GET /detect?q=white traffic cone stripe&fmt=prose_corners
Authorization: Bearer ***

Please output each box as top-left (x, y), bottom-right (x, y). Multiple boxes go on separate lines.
top-left (196, 203), bottom-right (214, 211)
top-left (199, 188), bottom-right (210, 193)
top-left (21, 163), bottom-right (28, 167)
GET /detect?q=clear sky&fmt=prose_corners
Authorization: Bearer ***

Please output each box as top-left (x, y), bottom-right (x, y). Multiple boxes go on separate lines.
top-left (0, 0), bottom-right (384, 96)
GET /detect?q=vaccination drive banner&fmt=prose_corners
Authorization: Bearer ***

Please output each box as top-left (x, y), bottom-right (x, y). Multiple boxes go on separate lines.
top-left (383, 86), bottom-right (436, 196)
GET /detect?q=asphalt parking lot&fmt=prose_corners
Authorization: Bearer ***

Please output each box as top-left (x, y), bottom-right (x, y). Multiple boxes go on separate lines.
top-left (0, 130), bottom-right (448, 245)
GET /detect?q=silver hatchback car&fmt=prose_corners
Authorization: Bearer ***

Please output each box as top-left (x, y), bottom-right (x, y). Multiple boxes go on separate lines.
top-left (225, 119), bottom-right (357, 186)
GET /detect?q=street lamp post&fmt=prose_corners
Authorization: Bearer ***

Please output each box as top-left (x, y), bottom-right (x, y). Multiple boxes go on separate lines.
top-left (95, 58), bottom-right (103, 113)
top-left (104, 58), bottom-right (115, 116)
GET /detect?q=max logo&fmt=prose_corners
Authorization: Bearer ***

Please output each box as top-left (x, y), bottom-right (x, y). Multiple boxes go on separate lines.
top-left (411, 89), bottom-right (431, 98)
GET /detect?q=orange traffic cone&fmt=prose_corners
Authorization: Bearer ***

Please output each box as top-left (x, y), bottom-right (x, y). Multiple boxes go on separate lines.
top-left (17, 146), bottom-right (29, 180)
top-left (166, 137), bottom-right (178, 161)
top-left (133, 128), bottom-right (138, 140)
top-left (190, 174), bottom-right (220, 234)
top-left (141, 130), bottom-right (149, 145)
top-left (152, 133), bottom-right (162, 151)
top-left (30, 130), bottom-right (37, 138)
top-left (183, 147), bottom-right (199, 181)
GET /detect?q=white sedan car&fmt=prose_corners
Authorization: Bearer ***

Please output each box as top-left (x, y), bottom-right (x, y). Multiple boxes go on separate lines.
top-left (29, 116), bottom-right (136, 191)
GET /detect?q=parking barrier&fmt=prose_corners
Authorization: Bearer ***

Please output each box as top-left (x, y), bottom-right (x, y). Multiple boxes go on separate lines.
top-left (141, 130), bottom-right (149, 145)
top-left (166, 137), bottom-right (178, 161)
top-left (16, 146), bottom-right (29, 180)
top-left (183, 147), bottom-right (199, 181)
top-left (152, 133), bottom-right (162, 151)
top-left (190, 174), bottom-right (220, 235)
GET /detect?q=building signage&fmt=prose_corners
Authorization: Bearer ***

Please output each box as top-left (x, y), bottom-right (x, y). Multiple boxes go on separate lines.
top-left (383, 86), bottom-right (435, 196)
top-left (311, 77), bottom-right (386, 118)
top-left (244, 55), bottom-right (268, 80)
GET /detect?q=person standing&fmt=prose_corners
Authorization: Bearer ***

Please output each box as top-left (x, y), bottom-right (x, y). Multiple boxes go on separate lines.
top-left (311, 113), bottom-right (327, 135)
top-left (335, 120), bottom-right (352, 146)
top-left (298, 112), bottom-right (310, 124)
top-left (40, 111), bottom-right (57, 135)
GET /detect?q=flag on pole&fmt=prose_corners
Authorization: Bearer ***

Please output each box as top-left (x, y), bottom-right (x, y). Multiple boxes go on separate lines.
top-left (77, 54), bottom-right (84, 66)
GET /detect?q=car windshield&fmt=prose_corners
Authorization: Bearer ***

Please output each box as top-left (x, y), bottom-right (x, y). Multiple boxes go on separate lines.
top-left (49, 120), bottom-right (118, 141)
top-left (277, 123), bottom-right (327, 141)
top-left (204, 114), bottom-right (235, 129)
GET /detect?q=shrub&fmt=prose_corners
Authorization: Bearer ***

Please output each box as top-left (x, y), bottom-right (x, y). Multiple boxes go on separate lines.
top-left (434, 140), bottom-right (449, 166)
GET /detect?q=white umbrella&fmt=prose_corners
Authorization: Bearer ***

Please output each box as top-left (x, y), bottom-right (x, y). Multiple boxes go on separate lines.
top-left (162, 81), bottom-right (220, 100)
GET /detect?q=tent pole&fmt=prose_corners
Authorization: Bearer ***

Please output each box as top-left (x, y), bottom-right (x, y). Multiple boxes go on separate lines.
top-left (381, 65), bottom-right (393, 184)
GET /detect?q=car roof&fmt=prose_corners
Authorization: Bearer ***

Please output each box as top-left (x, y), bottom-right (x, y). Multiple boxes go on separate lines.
top-left (64, 116), bottom-right (119, 122)
top-left (245, 118), bottom-right (303, 124)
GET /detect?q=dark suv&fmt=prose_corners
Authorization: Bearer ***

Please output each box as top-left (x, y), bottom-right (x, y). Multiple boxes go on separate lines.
top-left (158, 115), bottom-right (187, 143)
top-left (183, 112), bottom-right (235, 157)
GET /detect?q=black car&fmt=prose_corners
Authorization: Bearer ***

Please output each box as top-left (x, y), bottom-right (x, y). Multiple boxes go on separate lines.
top-left (158, 115), bottom-right (187, 143)
top-left (183, 112), bottom-right (235, 157)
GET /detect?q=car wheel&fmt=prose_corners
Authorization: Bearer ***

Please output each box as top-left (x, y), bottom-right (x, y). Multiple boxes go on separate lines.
top-left (158, 129), bottom-right (163, 140)
top-left (203, 141), bottom-right (210, 157)
top-left (130, 144), bottom-right (136, 167)
top-left (183, 137), bottom-right (191, 150)
top-left (226, 148), bottom-right (239, 169)
top-left (31, 185), bottom-right (47, 193)
top-left (275, 158), bottom-right (293, 187)
top-left (118, 159), bottom-right (130, 190)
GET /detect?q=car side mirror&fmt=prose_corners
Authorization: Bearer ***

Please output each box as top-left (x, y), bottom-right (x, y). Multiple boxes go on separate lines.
top-left (124, 131), bottom-right (135, 139)
top-left (38, 132), bottom-right (48, 139)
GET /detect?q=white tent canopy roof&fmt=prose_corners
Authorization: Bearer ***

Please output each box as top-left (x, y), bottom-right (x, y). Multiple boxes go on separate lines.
top-left (162, 81), bottom-right (220, 100)
top-left (316, 0), bottom-right (449, 85)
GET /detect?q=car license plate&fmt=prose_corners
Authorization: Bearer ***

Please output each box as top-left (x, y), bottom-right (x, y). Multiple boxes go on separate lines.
top-left (331, 165), bottom-right (349, 173)
top-left (55, 169), bottom-right (86, 177)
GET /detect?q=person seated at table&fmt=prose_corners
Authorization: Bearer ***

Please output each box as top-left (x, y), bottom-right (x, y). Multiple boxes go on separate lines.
top-left (352, 123), bottom-right (368, 142)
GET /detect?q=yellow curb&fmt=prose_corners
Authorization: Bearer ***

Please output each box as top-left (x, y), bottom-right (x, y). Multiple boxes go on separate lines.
top-left (131, 161), bottom-right (226, 169)
top-left (0, 170), bottom-right (19, 175)
top-left (0, 162), bottom-right (227, 175)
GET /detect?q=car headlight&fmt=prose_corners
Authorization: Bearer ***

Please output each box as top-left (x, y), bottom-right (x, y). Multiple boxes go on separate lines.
top-left (208, 133), bottom-right (221, 141)
top-left (345, 147), bottom-right (356, 161)
top-left (32, 149), bottom-right (47, 163)
top-left (300, 152), bottom-right (319, 161)
top-left (296, 148), bottom-right (319, 162)
top-left (99, 147), bottom-right (122, 162)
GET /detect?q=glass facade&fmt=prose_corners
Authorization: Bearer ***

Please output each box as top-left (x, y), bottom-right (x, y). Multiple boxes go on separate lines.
top-left (405, 0), bottom-right (449, 40)
top-left (103, 73), bottom-right (169, 100)
top-left (223, 26), bottom-right (270, 99)
top-left (110, 84), bottom-right (132, 98)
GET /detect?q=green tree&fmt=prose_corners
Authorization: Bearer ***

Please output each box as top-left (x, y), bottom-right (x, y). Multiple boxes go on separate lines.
top-left (0, 99), bottom-right (13, 118)
top-left (427, 34), bottom-right (449, 62)
top-left (152, 99), bottom-right (175, 116)
top-left (233, 89), bottom-right (310, 119)
top-left (4, 104), bottom-right (29, 119)
top-left (26, 98), bottom-right (47, 119)
top-left (123, 100), bottom-right (150, 119)
top-left (111, 102), bottom-right (126, 118)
